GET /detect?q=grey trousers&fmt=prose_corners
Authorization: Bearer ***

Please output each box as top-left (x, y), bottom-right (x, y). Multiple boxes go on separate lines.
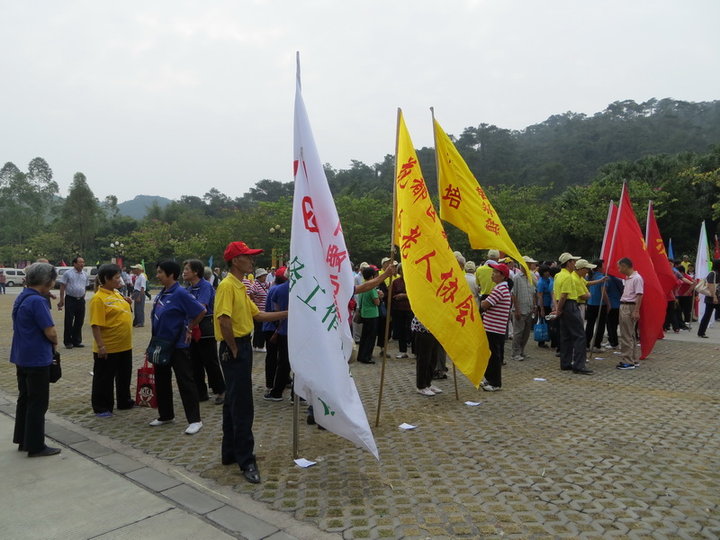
top-left (511, 313), bottom-right (534, 358)
top-left (133, 295), bottom-right (146, 326)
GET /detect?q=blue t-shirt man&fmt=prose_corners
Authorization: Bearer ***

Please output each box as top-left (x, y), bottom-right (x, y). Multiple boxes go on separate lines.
top-left (263, 282), bottom-right (289, 336)
top-left (536, 276), bottom-right (554, 309)
top-left (11, 289), bottom-right (55, 367)
top-left (151, 283), bottom-right (205, 349)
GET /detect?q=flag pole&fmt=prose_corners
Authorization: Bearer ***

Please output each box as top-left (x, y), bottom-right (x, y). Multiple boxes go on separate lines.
top-left (587, 200), bottom-right (615, 360)
top-left (375, 108), bottom-right (401, 428)
top-left (431, 106), bottom-right (461, 401)
top-left (292, 390), bottom-right (300, 458)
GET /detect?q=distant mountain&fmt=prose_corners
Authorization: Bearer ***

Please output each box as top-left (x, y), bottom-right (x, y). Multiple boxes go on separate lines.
top-left (117, 195), bottom-right (172, 220)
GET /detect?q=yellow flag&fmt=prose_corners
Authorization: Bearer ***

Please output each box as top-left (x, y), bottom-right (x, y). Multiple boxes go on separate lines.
top-left (394, 110), bottom-right (489, 387)
top-left (433, 116), bottom-right (531, 277)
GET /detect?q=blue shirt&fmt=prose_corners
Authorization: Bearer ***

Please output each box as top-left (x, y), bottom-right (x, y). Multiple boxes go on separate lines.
top-left (151, 283), bottom-right (205, 349)
top-left (588, 271), bottom-right (605, 306)
top-left (606, 276), bottom-right (623, 309)
top-left (187, 278), bottom-right (215, 316)
top-left (536, 276), bottom-right (554, 307)
top-left (10, 289), bottom-right (55, 367)
top-left (262, 282), bottom-right (289, 335)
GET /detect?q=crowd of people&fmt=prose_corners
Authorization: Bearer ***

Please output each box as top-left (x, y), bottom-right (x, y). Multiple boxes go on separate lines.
top-left (8, 239), bottom-right (720, 485)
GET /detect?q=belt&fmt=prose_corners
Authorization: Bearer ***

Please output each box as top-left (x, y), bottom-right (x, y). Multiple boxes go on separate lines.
top-left (235, 335), bottom-right (251, 343)
top-left (68, 295), bottom-right (85, 300)
top-left (620, 301), bottom-right (636, 305)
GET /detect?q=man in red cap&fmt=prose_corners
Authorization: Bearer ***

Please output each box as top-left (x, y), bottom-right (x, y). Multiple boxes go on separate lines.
top-left (214, 241), bottom-right (287, 484)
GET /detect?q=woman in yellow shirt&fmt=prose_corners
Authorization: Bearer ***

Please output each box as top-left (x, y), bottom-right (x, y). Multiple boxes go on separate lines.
top-left (89, 264), bottom-right (134, 417)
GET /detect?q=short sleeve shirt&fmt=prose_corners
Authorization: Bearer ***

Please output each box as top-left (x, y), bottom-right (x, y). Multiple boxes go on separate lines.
top-left (537, 276), bottom-right (554, 307)
top-left (620, 271), bottom-right (644, 302)
top-left (89, 288), bottom-right (132, 353)
top-left (573, 272), bottom-right (589, 304)
top-left (482, 281), bottom-right (511, 334)
top-left (60, 268), bottom-right (88, 297)
top-left (10, 289), bottom-right (55, 367)
top-left (554, 268), bottom-right (577, 301)
top-left (214, 273), bottom-right (259, 340)
top-left (151, 283), bottom-right (205, 349)
top-left (476, 264), bottom-right (495, 295)
top-left (359, 288), bottom-right (379, 319)
top-left (134, 273), bottom-right (147, 292)
top-left (187, 278), bottom-right (215, 315)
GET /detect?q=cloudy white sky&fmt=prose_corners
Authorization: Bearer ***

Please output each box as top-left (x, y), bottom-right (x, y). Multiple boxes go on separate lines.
top-left (2, 0), bottom-right (718, 202)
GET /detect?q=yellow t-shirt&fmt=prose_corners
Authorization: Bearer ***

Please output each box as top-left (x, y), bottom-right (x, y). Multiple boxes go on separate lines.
top-left (573, 272), bottom-right (589, 304)
top-left (553, 268), bottom-right (577, 301)
top-left (476, 264), bottom-right (495, 295)
top-left (214, 272), bottom-right (259, 340)
top-left (89, 288), bottom-right (133, 353)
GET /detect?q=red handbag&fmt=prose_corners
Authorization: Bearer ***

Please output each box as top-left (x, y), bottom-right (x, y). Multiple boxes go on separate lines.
top-left (135, 357), bottom-right (158, 408)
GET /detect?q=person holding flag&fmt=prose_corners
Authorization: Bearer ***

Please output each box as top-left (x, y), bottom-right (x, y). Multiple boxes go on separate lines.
top-left (553, 253), bottom-right (592, 375)
top-left (697, 259), bottom-right (720, 338)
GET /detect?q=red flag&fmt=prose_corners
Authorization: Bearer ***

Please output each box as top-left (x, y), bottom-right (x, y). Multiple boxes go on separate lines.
top-left (714, 234), bottom-right (720, 260)
top-left (605, 184), bottom-right (665, 359)
top-left (60, 260), bottom-right (68, 267)
top-left (645, 201), bottom-right (677, 295)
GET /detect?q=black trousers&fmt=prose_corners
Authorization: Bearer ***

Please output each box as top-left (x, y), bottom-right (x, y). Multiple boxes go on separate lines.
top-left (358, 317), bottom-right (378, 362)
top-left (269, 334), bottom-right (290, 398)
top-left (91, 349), bottom-right (133, 413)
top-left (189, 338), bottom-right (225, 399)
top-left (14, 365), bottom-right (50, 453)
top-left (665, 300), bottom-right (681, 331)
top-left (252, 320), bottom-right (265, 349)
top-left (484, 331), bottom-right (505, 388)
top-left (698, 299), bottom-right (720, 336)
top-left (220, 338), bottom-right (255, 470)
top-left (263, 330), bottom-right (278, 389)
top-left (63, 296), bottom-right (85, 346)
top-left (559, 301), bottom-right (587, 370)
top-left (154, 348), bottom-right (201, 423)
top-left (392, 309), bottom-right (412, 353)
top-left (376, 312), bottom-right (388, 347)
top-left (677, 296), bottom-right (693, 325)
top-left (585, 304), bottom-right (608, 349)
top-left (605, 307), bottom-right (620, 347)
top-left (415, 331), bottom-right (441, 389)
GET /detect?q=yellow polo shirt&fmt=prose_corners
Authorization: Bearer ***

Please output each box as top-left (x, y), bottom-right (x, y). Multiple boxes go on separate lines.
top-left (573, 272), bottom-right (589, 304)
top-left (214, 272), bottom-right (259, 339)
top-left (89, 288), bottom-right (133, 353)
top-left (553, 268), bottom-right (577, 301)
top-left (476, 264), bottom-right (495, 295)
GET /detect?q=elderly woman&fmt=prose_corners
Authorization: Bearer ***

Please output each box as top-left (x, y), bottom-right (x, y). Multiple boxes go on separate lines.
top-left (89, 264), bottom-right (134, 417)
top-left (11, 262), bottom-right (61, 457)
top-left (183, 259), bottom-right (225, 405)
top-left (479, 263), bottom-right (513, 392)
top-left (248, 268), bottom-right (270, 352)
top-left (149, 260), bottom-right (207, 435)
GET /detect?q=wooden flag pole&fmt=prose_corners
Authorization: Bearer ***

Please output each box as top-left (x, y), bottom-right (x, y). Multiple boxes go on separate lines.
top-left (375, 108), bottom-right (401, 428)
top-left (452, 364), bottom-right (459, 401)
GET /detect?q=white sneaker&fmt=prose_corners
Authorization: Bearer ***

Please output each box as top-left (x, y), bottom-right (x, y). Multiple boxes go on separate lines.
top-left (184, 422), bottom-right (203, 435)
top-left (429, 385), bottom-right (443, 394)
top-left (396, 353), bottom-right (409, 359)
top-left (417, 387), bottom-right (435, 396)
top-left (512, 355), bottom-right (523, 362)
top-left (149, 419), bottom-right (173, 426)
top-left (481, 382), bottom-right (500, 392)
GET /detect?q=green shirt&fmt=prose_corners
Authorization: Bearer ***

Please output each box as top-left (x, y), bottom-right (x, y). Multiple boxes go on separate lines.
top-left (359, 288), bottom-right (379, 319)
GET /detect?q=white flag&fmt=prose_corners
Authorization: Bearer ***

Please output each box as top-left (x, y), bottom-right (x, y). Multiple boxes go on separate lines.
top-left (288, 54), bottom-right (379, 458)
top-left (695, 221), bottom-right (710, 322)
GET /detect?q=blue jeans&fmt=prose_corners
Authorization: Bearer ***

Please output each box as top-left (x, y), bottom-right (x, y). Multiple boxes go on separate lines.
top-left (220, 338), bottom-right (255, 469)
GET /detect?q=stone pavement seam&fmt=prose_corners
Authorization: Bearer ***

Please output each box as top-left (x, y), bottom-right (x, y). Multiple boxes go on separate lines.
top-left (0, 397), bottom-right (338, 540)
top-left (84, 507), bottom-right (177, 540)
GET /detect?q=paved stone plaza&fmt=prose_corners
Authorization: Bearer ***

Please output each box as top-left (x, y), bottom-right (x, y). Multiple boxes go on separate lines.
top-left (1, 291), bottom-right (719, 539)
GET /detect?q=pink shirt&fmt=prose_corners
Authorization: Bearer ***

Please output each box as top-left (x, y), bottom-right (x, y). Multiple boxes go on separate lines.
top-left (620, 271), bottom-right (644, 302)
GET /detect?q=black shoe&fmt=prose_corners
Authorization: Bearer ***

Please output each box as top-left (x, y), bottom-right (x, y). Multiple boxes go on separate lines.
top-left (698, 334), bottom-right (708, 339)
top-left (263, 393), bottom-right (283, 402)
top-left (28, 446), bottom-right (61, 457)
top-left (358, 360), bottom-right (375, 364)
top-left (560, 366), bottom-right (573, 371)
top-left (573, 368), bottom-right (593, 375)
top-left (17, 444), bottom-right (24, 452)
top-left (307, 414), bottom-right (316, 425)
top-left (242, 463), bottom-right (261, 484)
top-left (222, 455), bottom-right (236, 465)
top-left (538, 343), bottom-right (549, 348)
top-left (198, 395), bottom-right (210, 402)
top-left (117, 401), bottom-right (135, 410)
top-left (73, 343), bottom-right (85, 348)
top-left (64, 344), bottom-right (74, 349)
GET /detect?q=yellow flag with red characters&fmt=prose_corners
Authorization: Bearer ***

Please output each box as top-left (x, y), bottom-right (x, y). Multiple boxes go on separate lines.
top-left (394, 110), bottom-right (489, 387)
top-left (433, 116), bottom-right (530, 277)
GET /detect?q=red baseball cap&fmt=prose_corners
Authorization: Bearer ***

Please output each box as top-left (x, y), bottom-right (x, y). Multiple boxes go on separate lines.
top-left (223, 241), bottom-right (264, 262)
top-left (493, 263), bottom-right (510, 278)
top-left (275, 266), bottom-right (287, 279)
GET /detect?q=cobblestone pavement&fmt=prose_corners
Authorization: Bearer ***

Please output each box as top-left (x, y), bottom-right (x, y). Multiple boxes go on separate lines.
top-left (1, 292), bottom-right (719, 539)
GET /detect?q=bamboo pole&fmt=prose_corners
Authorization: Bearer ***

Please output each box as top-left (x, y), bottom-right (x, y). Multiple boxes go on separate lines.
top-left (374, 108), bottom-right (401, 428)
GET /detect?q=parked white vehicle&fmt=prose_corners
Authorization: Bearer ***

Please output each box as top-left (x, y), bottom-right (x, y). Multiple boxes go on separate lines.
top-left (0, 268), bottom-right (26, 287)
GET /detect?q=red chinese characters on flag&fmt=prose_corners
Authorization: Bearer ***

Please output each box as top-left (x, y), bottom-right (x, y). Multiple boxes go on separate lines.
top-left (436, 268), bottom-right (459, 303)
top-left (415, 250), bottom-right (437, 282)
top-left (410, 178), bottom-right (428, 204)
top-left (325, 244), bottom-right (347, 273)
top-left (397, 156), bottom-right (417, 187)
top-left (485, 218), bottom-right (501, 235)
top-left (442, 184), bottom-right (462, 209)
top-left (401, 226), bottom-right (421, 256)
top-left (454, 295), bottom-right (476, 326)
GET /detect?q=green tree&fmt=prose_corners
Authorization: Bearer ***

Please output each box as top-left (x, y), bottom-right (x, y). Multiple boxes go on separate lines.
top-left (58, 172), bottom-right (102, 255)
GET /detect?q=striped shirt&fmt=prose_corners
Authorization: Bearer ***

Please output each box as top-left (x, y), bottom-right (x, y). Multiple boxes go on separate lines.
top-left (482, 281), bottom-right (511, 334)
top-left (248, 280), bottom-right (270, 311)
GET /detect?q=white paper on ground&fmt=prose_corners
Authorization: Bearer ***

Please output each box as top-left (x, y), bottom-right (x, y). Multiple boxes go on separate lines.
top-left (464, 401), bottom-right (481, 406)
top-left (595, 357), bottom-right (605, 360)
top-left (399, 423), bottom-right (417, 430)
top-left (533, 378), bottom-right (547, 382)
top-left (294, 458), bottom-right (317, 468)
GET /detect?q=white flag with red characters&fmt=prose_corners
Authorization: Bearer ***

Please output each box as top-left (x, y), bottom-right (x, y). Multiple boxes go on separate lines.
top-left (288, 54), bottom-right (378, 459)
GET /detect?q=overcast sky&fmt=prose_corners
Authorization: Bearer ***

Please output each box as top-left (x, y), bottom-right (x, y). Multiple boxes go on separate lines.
top-left (2, 0), bottom-right (718, 202)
